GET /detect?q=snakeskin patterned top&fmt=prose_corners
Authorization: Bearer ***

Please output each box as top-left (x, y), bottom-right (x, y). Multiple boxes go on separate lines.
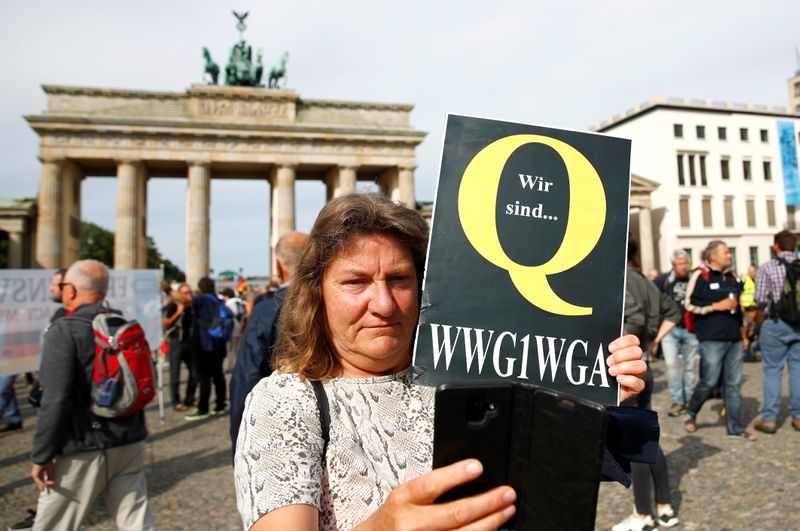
top-left (234, 367), bottom-right (435, 530)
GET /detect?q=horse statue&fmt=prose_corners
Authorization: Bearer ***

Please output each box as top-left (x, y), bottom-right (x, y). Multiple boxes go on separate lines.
top-left (268, 51), bottom-right (289, 89)
top-left (252, 49), bottom-right (264, 86)
top-left (202, 47), bottom-right (220, 85)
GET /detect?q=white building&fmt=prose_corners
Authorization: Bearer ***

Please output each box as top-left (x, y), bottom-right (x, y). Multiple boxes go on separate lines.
top-left (594, 96), bottom-right (800, 276)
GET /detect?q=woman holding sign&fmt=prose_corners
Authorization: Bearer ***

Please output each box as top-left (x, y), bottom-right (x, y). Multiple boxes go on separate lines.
top-left (234, 193), bottom-right (646, 530)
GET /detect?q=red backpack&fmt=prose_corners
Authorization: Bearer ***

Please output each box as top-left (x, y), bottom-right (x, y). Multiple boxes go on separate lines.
top-left (90, 312), bottom-right (155, 418)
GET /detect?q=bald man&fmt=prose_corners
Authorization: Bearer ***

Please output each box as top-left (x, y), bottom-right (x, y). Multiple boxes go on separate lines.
top-left (31, 260), bottom-right (154, 530)
top-left (230, 231), bottom-right (308, 453)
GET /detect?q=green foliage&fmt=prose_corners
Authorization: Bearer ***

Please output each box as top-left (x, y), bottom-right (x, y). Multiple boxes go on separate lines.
top-left (80, 221), bottom-right (115, 265)
top-left (80, 221), bottom-right (184, 281)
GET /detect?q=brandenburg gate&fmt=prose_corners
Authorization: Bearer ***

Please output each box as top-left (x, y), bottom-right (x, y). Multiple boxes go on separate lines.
top-left (26, 84), bottom-right (425, 286)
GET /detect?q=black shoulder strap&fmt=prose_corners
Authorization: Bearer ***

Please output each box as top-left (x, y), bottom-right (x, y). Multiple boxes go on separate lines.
top-left (311, 379), bottom-right (330, 462)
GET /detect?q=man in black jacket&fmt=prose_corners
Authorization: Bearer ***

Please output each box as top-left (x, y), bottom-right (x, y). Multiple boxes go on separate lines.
top-left (30, 259), bottom-right (154, 529)
top-left (229, 231), bottom-right (307, 453)
top-left (683, 240), bottom-right (755, 441)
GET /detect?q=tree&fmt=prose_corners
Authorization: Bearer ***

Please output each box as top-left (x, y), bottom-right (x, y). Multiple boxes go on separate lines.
top-left (80, 222), bottom-right (185, 281)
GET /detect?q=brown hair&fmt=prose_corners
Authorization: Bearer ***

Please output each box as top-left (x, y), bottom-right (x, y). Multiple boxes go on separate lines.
top-left (774, 229), bottom-right (797, 253)
top-left (273, 193), bottom-right (429, 379)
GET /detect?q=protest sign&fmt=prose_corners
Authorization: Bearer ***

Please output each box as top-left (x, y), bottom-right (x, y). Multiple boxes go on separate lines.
top-left (0, 269), bottom-right (162, 376)
top-left (413, 115), bottom-right (631, 404)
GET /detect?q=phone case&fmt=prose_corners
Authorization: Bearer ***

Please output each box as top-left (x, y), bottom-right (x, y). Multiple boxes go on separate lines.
top-left (518, 387), bottom-right (607, 530)
top-left (433, 382), bottom-right (607, 530)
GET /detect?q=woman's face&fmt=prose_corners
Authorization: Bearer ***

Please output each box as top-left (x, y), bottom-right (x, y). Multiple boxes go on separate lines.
top-left (322, 233), bottom-right (419, 377)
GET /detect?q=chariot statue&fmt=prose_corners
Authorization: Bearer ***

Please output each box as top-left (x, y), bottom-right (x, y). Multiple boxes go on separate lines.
top-left (201, 10), bottom-right (286, 89)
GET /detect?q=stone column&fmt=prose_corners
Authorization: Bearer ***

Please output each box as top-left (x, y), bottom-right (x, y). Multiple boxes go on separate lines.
top-left (325, 165), bottom-right (358, 201)
top-left (186, 161), bottom-right (211, 289)
top-left (397, 165), bottom-right (416, 208)
top-left (270, 164), bottom-right (296, 256)
top-left (2, 219), bottom-right (25, 269)
top-left (114, 161), bottom-right (144, 269)
top-left (378, 168), bottom-right (398, 200)
top-left (8, 231), bottom-right (23, 268)
top-left (35, 158), bottom-right (64, 268)
top-left (61, 161), bottom-right (83, 265)
top-left (638, 206), bottom-right (655, 273)
top-left (137, 170), bottom-right (149, 269)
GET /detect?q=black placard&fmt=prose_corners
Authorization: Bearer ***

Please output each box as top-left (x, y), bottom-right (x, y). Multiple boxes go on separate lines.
top-left (413, 115), bottom-right (631, 405)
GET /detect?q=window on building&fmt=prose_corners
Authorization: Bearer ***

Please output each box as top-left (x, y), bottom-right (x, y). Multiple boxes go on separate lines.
top-left (743, 160), bottom-right (752, 181)
top-left (683, 248), bottom-right (693, 263)
top-left (749, 246), bottom-right (759, 266)
top-left (763, 160), bottom-right (772, 181)
top-left (702, 197), bottom-right (712, 227)
top-left (696, 125), bottom-right (705, 139)
top-left (721, 157), bottom-right (730, 180)
top-left (746, 198), bottom-right (756, 227)
top-left (770, 247), bottom-right (777, 259)
top-left (760, 129), bottom-right (768, 142)
top-left (688, 155), bottom-right (697, 186)
top-left (700, 155), bottom-right (707, 185)
top-left (740, 128), bottom-right (749, 141)
top-left (677, 154), bottom-right (685, 186)
top-left (724, 196), bottom-right (734, 227)
top-left (674, 124), bottom-right (683, 138)
top-left (767, 198), bottom-right (776, 226)
top-left (730, 246), bottom-right (738, 274)
top-left (718, 126), bottom-right (727, 140)
top-left (679, 197), bottom-right (690, 228)
top-left (789, 205), bottom-right (798, 230)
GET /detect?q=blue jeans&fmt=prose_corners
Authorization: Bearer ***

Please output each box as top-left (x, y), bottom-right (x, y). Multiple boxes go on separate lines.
top-left (758, 319), bottom-right (800, 421)
top-left (0, 374), bottom-right (22, 425)
top-left (686, 340), bottom-right (744, 435)
top-left (661, 326), bottom-right (699, 404)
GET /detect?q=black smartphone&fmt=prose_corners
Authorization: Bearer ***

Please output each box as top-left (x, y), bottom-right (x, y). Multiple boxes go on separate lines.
top-left (432, 381), bottom-right (513, 502)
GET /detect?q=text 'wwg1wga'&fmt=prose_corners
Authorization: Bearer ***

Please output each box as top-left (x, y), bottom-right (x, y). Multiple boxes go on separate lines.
top-left (505, 174), bottom-right (558, 221)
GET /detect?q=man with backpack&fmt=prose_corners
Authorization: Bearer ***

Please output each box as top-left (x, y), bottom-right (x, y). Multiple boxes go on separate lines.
top-left (653, 249), bottom-right (699, 418)
top-left (30, 259), bottom-right (154, 530)
top-left (753, 229), bottom-right (800, 434)
top-left (184, 277), bottom-right (232, 420)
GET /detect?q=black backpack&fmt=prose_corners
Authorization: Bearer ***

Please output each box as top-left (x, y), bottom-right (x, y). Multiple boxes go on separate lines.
top-left (773, 258), bottom-right (800, 324)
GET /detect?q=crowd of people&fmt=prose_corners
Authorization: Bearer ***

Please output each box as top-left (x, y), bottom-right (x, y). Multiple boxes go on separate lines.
top-left (2, 195), bottom-right (798, 531)
top-left (613, 230), bottom-right (800, 531)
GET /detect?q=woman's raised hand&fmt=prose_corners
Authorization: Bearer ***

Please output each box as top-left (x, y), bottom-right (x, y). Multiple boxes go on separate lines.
top-left (607, 334), bottom-right (647, 402)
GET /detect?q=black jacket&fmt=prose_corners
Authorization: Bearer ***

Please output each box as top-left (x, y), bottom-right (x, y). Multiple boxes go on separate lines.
top-left (685, 267), bottom-right (742, 342)
top-left (229, 286), bottom-right (287, 453)
top-left (32, 301), bottom-right (147, 464)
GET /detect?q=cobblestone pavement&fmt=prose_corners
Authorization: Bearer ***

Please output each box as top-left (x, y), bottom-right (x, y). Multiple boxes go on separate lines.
top-left (1, 359), bottom-right (798, 530)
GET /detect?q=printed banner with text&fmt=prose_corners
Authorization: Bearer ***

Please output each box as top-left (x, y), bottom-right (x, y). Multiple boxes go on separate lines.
top-left (413, 115), bottom-right (631, 405)
top-left (0, 270), bottom-right (162, 376)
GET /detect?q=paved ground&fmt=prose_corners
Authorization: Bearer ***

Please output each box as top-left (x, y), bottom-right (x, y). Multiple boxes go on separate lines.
top-left (1, 359), bottom-right (798, 530)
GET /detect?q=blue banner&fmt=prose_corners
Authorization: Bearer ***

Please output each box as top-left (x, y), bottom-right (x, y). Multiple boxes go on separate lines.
top-left (778, 121), bottom-right (800, 207)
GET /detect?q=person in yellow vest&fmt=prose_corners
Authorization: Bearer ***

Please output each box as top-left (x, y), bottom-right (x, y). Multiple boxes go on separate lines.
top-left (740, 265), bottom-right (763, 362)
top-left (740, 265), bottom-right (757, 310)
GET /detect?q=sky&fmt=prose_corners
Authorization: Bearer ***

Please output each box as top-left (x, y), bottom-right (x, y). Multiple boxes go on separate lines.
top-left (2, 1), bottom-right (799, 277)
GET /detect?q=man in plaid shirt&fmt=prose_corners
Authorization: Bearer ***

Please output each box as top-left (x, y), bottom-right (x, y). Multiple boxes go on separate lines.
top-left (753, 229), bottom-right (800, 434)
